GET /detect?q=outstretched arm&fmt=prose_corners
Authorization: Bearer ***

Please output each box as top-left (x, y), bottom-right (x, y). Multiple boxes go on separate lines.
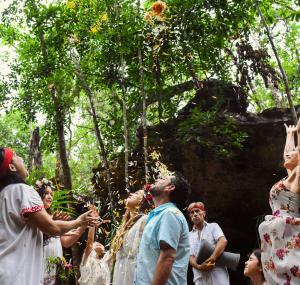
top-left (297, 119), bottom-right (300, 186)
top-left (60, 226), bottom-right (86, 248)
top-left (28, 209), bottom-right (98, 236)
top-left (284, 124), bottom-right (297, 160)
top-left (81, 205), bottom-right (99, 264)
top-left (82, 226), bottom-right (96, 265)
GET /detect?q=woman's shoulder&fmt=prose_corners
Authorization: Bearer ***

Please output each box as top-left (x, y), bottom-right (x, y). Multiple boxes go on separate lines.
top-left (206, 222), bottom-right (222, 230)
top-left (139, 214), bottom-right (148, 222)
top-left (2, 183), bottom-right (34, 196)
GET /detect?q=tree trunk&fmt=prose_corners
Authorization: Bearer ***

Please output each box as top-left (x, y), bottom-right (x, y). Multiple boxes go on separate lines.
top-left (154, 57), bottom-right (163, 121)
top-left (137, 0), bottom-right (149, 183)
top-left (27, 2), bottom-right (76, 283)
top-left (139, 50), bottom-right (149, 183)
top-left (28, 126), bottom-right (42, 171)
top-left (119, 56), bottom-right (130, 192)
top-left (256, 3), bottom-right (298, 124)
top-left (72, 52), bottom-right (115, 219)
top-left (50, 87), bottom-right (72, 190)
top-left (113, 0), bottom-right (130, 192)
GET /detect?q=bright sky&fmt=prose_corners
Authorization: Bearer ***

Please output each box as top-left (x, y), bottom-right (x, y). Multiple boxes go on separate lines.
top-left (0, 0), bottom-right (16, 77)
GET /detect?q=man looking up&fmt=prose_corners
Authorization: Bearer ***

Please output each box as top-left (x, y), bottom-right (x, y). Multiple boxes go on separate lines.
top-left (134, 173), bottom-right (191, 285)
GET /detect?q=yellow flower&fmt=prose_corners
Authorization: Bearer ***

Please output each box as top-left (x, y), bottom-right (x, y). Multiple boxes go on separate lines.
top-left (90, 25), bottom-right (99, 33)
top-left (66, 0), bottom-right (75, 10)
top-left (100, 13), bottom-right (108, 22)
top-left (144, 11), bottom-right (153, 22)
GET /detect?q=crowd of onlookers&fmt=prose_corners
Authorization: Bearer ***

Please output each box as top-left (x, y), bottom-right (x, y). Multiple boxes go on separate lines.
top-left (0, 118), bottom-right (299, 285)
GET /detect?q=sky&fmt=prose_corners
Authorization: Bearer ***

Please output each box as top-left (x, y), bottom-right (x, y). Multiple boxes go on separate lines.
top-left (0, 0), bottom-right (16, 77)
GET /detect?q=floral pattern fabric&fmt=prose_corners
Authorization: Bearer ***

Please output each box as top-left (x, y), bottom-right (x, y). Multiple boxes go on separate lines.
top-left (259, 180), bottom-right (300, 285)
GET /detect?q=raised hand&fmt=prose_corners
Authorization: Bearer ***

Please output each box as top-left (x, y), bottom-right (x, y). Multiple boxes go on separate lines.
top-left (63, 228), bottom-right (82, 236)
top-left (76, 209), bottom-right (100, 228)
top-left (53, 211), bottom-right (71, 221)
top-left (284, 124), bottom-right (297, 134)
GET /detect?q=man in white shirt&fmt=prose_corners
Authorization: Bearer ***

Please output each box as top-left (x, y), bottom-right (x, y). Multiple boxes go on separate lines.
top-left (188, 202), bottom-right (230, 285)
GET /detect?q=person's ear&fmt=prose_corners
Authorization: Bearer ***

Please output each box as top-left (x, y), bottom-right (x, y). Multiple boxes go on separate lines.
top-left (166, 184), bottom-right (175, 193)
top-left (8, 163), bottom-right (17, 172)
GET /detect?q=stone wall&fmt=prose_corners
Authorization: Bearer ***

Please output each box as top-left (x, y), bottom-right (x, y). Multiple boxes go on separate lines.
top-left (92, 80), bottom-right (299, 284)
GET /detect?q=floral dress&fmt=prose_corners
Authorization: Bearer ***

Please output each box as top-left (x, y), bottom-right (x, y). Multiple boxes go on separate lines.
top-left (259, 180), bottom-right (300, 285)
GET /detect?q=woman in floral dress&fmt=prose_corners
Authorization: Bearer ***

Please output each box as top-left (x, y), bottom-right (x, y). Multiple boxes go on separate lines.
top-left (259, 119), bottom-right (300, 285)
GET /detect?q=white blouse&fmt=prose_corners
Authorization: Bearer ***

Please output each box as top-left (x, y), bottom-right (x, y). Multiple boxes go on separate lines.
top-left (0, 183), bottom-right (44, 285)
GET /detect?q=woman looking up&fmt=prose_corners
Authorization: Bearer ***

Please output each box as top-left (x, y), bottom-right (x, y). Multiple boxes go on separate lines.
top-left (79, 189), bottom-right (152, 285)
top-left (110, 189), bottom-right (152, 285)
top-left (0, 147), bottom-right (99, 285)
top-left (259, 118), bottom-right (300, 284)
top-left (35, 178), bottom-right (87, 285)
top-left (244, 249), bottom-right (266, 285)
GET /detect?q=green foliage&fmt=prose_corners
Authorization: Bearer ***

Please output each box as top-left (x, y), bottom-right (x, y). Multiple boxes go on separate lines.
top-left (177, 108), bottom-right (248, 158)
top-left (0, 0), bottom-right (299, 229)
top-left (47, 256), bottom-right (75, 284)
top-left (51, 189), bottom-right (77, 216)
top-left (0, 110), bottom-right (30, 162)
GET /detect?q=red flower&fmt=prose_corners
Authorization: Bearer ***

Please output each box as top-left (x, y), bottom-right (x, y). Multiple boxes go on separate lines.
top-left (146, 193), bottom-right (153, 202)
top-left (145, 183), bottom-right (152, 191)
top-left (264, 233), bottom-right (270, 243)
top-left (276, 248), bottom-right (288, 260)
top-left (290, 266), bottom-right (298, 277)
top-left (151, 1), bottom-right (167, 16)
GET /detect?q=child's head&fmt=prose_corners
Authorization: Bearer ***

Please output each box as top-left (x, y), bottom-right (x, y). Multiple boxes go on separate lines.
top-left (93, 242), bottom-right (105, 257)
top-left (244, 249), bottom-right (265, 282)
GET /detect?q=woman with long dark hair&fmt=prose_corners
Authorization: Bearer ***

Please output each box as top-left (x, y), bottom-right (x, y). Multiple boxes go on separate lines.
top-left (35, 178), bottom-right (88, 285)
top-left (0, 147), bottom-right (98, 285)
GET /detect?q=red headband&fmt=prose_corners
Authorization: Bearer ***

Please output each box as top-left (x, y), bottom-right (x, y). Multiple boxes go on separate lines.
top-left (0, 148), bottom-right (14, 177)
top-left (188, 204), bottom-right (205, 212)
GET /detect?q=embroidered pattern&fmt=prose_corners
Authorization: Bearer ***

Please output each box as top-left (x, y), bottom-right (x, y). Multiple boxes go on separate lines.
top-left (21, 205), bottom-right (44, 217)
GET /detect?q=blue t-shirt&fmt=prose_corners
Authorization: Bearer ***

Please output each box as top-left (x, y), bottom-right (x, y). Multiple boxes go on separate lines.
top-left (134, 202), bottom-right (190, 285)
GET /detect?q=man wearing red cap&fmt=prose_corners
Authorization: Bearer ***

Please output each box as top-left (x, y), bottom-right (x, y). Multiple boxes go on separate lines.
top-left (188, 202), bottom-right (230, 285)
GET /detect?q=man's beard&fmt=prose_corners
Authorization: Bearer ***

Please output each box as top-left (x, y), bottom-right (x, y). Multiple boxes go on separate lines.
top-left (149, 184), bottom-right (163, 197)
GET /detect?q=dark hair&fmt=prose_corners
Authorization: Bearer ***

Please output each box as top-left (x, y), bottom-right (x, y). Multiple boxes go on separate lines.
top-left (169, 173), bottom-right (191, 211)
top-left (139, 192), bottom-right (153, 214)
top-left (248, 249), bottom-right (265, 282)
top-left (35, 178), bottom-right (55, 215)
top-left (35, 178), bottom-right (55, 200)
top-left (0, 148), bottom-right (26, 192)
top-left (251, 249), bottom-right (262, 267)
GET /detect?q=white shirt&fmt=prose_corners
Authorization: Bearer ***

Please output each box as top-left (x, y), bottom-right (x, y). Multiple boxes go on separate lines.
top-left (0, 183), bottom-right (44, 285)
top-left (189, 222), bottom-right (229, 285)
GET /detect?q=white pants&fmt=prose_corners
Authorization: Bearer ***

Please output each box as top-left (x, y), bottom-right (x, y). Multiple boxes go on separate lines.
top-left (194, 267), bottom-right (230, 285)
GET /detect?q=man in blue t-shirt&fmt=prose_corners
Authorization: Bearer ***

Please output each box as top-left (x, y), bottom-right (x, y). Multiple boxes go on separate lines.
top-left (134, 173), bottom-right (191, 285)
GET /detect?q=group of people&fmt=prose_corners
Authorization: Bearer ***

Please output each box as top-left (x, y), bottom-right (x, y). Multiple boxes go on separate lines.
top-left (0, 117), bottom-right (299, 285)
